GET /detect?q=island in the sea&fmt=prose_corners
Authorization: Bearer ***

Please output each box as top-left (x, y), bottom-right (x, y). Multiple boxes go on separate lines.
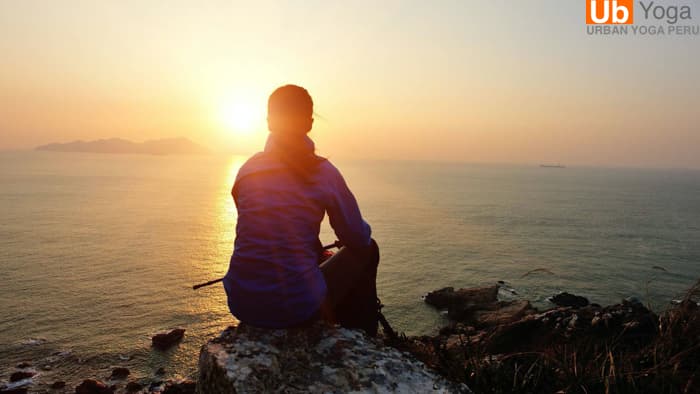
top-left (35, 137), bottom-right (210, 156)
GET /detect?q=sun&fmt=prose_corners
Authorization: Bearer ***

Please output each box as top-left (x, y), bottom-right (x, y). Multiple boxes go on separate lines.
top-left (219, 99), bottom-right (262, 135)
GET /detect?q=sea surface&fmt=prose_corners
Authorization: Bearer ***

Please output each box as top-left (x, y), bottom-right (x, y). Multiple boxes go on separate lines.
top-left (1, 151), bottom-right (700, 389)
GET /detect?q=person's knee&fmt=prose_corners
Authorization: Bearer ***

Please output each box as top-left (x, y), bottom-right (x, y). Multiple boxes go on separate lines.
top-left (369, 238), bottom-right (378, 250)
top-left (368, 238), bottom-right (379, 267)
top-left (343, 239), bottom-right (378, 266)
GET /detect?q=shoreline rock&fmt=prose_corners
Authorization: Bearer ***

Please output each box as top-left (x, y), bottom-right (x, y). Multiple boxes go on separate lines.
top-left (152, 328), bottom-right (186, 350)
top-left (424, 285), bottom-right (538, 327)
top-left (549, 292), bottom-right (590, 308)
top-left (424, 285), bottom-right (499, 310)
top-left (50, 381), bottom-right (66, 389)
top-left (109, 367), bottom-right (130, 380)
top-left (403, 283), bottom-right (700, 393)
top-left (75, 379), bottom-right (112, 394)
top-left (422, 285), bottom-right (658, 354)
top-left (8, 372), bottom-right (35, 383)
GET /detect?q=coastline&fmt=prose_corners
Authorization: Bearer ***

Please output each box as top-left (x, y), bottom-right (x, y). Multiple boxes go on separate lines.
top-left (393, 280), bottom-right (700, 393)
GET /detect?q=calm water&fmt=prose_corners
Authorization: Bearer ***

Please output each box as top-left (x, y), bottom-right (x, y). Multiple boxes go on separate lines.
top-left (1, 151), bottom-right (700, 388)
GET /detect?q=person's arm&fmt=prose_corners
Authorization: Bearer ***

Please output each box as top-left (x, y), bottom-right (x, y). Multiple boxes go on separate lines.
top-left (325, 166), bottom-right (372, 250)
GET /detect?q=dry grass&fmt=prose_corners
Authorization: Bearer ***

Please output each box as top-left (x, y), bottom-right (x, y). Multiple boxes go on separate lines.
top-left (389, 279), bottom-right (700, 394)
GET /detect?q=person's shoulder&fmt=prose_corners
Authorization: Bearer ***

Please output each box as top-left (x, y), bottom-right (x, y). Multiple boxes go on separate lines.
top-left (240, 152), bottom-right (264, 166)
top-left (235, 152), bottom-right (283, 180)
top-left (317, 158), bottom-right (343, 179)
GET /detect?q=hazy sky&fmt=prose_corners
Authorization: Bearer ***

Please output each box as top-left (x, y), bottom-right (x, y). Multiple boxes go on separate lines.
top-left (1, 1), bottom-right (699, 168)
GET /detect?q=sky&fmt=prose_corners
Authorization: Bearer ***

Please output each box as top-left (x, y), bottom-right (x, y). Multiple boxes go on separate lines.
top-left (1, 0), bottom-right (699, 168)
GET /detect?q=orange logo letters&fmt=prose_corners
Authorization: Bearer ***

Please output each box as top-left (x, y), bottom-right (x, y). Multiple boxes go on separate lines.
top-left (587, 0), bottom-right (635, 24)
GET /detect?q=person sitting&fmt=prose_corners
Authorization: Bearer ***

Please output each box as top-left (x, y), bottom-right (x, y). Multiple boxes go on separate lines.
top-left (223, 84), bottom-right (381, 336)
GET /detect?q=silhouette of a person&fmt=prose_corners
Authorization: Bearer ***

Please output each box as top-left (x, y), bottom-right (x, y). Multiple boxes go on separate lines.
top-left (223, 84), bottom-right (380, 335)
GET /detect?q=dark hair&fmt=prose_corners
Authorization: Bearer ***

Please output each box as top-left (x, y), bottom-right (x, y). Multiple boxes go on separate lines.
top-left (268, 85), bottom-right (313, 120)
top-left (267, 85), bottom-right (325, 182)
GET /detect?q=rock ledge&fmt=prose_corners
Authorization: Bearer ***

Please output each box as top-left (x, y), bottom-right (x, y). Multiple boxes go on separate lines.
top-left (197, 322), bottom-right (470, 393)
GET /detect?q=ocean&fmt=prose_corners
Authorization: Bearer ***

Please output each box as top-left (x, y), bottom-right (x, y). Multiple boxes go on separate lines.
top-left (1, 151), bottom-right (699, 388)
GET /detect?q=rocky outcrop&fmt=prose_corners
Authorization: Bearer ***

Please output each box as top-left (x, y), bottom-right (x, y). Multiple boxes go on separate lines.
top-left (424, 285), bottom-right (499, 310)
top-left (483, 296), bottom-right (657, 352)
top-left (197, 322), bottom-right (471, 393)
top-left (549, 292), bottom-right (590, 308)
top-left (399, 284), bottom-right (690, 394)
top-left (418, 287), bottom-right (658, 356)
top-left (424, 285), bottom-right (537, 327)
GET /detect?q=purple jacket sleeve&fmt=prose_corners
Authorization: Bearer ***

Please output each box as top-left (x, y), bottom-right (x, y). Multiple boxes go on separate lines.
top-left (324, 165), bottom-right (372, 249)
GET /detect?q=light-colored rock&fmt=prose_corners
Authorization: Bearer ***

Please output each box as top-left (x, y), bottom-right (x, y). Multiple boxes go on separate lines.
top-left (197, 322), bottom-right (471, 394)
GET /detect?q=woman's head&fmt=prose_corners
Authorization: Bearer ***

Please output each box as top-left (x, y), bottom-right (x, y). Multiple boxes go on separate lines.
top-left (267, 85), bottom-right (314, 136)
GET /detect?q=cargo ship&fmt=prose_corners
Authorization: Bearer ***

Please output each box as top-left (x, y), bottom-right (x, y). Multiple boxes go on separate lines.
top-left (540, 164), bottom-right (566, 168)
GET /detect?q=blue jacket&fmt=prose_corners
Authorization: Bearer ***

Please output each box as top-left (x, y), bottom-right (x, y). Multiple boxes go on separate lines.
top-left (223, 134), bottom-right (372, 328)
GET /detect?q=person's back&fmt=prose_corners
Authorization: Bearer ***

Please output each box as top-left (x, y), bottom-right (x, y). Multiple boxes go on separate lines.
top-left (224, 85), bottom-right (377, 333)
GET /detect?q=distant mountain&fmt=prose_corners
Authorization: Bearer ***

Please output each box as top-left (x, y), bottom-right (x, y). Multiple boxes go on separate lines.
top-left (35, 137), bottom-right (210, 155)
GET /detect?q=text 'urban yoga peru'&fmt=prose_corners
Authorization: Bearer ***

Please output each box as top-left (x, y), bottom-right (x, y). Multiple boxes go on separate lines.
top-left (586, 0), bottom-right (699, 36)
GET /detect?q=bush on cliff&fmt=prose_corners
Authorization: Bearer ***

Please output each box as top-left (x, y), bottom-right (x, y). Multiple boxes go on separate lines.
top-left (391, 279), bottom-right (700, 394)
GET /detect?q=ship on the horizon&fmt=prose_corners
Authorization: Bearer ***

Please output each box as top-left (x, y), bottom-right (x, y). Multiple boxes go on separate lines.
top-left (540, 164), bottom-right (566, 168)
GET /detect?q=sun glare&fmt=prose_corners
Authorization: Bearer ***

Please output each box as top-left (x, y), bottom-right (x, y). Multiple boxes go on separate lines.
top-left (219, 99), bottom-right (262, 135)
